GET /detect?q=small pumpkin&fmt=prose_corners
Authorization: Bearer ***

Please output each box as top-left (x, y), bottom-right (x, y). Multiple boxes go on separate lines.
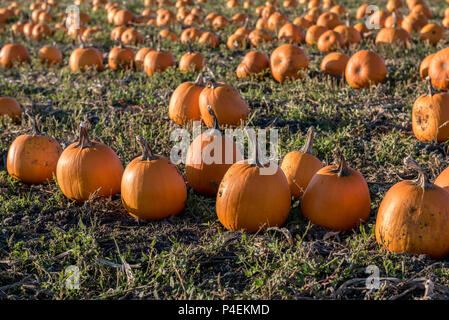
top-left (0, 96), bottom-right (22, 123)
top-left (412, 78), bottom-right (449, 142)
top-left (216, 134), bottom-right (291, 232)
top-left (56, 122), bottom-right (124, 202)
top-left (375, 26), bottom-right (411, 48)
top-left (108, 39), bottom-right (135, 71)
top-left (267, 12), bottom-right (288, 31)
top-left (110, 26), bottom-right (127, 40)
top-left (317, 30), bottom-right (344, 52)
top-left (179, 45), bottom-right (205, 72)
top-left (159, 28), bottom-right (178, 41)
top-left (198, 79), bottom-right (249, 127)
top-left (305, 25), bottom-right (328, 45)
top-left (143, 41), bottom-right (176, 76)
top-left (227, 34), bottom-right (247, 50)
top-left (121, 136), bottom-right (187, 220)
top-left (7, 110), bottom-right (62, 184)
top-left (168, 74), bottom-right (204, 125)
top-left (345, 50), bottom-right (387, 89)
top-left (236, 51), bottom-right (270, 78)
top-left (292, 16), bottom-right (313, 29)
top-left (248, 29), bottom-right (273, 47)
top-left (135, 48), bottom-right (154, 70)
top-left (38, 46), bottom-right (63, 66)
top-left (321, 52), bottom-right (349, 76)
top-left (120, 28), bottom-right (144, 45)
top-left (270, 44), bottom-right (309, 82)
top-left (180, 27), bottom-right (202, 44)
top-left (198, 32), bottom-right (219, 48)
top-left (428, 48), bottom-right (449, 91)
top-left (375, 156), bottom-right (449, 259)
top-left (301, 149), bottom-right (371, 231)
top-left (186, 107), bottom-right (243, 195)
top-left (316, 11), bottom-right (342, 30)
top-left (277, 23), bottom-right (304, 44)
top-left (113, 9), bottom-right (136, 26)
top-left (419, 23), bottom-right (444, 46)
top-left (0, 32), bottom-right (31, 68)
top-left (280, 127), bottom-right (323, 199)
top-left (69, 36), bottom-right (103, 73)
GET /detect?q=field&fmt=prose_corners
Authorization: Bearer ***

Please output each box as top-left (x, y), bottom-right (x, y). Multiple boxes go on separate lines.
top-left (1, 0), bottom-right (449, 300)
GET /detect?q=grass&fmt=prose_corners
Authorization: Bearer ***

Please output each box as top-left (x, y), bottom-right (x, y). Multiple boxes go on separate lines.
top-left (1, 0), bottom-right (449, 300)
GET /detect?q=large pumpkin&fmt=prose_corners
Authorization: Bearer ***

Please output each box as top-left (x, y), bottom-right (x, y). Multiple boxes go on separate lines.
top-left (280, 127), bottom-right (323, 199)
top-left (301, 150), bottom-right (371, 231)
top-left (121, 136), bottom-right (187, 220)
top-left (216, 135), bottom-right (291, 232)
top-left (375, 156), bottom-right (449, 259)
top-left (56, 122), bottom-right (124, 202)
top-left (7, 111), bottom-right (62, 184)
top-left (198, 79), bottom-right (249, 127)
top-left (270, 44), bottom-right (309, 82)
top-left (186, 107), bottom-right (243, 195)
top-left (412, 79), bottom-right (449, 142)
top-left (168, 74), bottom-right (204, 125)
top-left (345, 50), bottom-right (387, 89)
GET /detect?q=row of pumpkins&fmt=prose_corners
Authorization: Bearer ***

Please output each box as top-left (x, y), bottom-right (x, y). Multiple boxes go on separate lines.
top-left (3, 81), bottom-right (449, 259)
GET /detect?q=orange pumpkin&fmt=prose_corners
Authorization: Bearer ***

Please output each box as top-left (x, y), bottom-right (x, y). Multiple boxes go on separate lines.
top-left (121, 136), bottom-right (187, 220)
top-left (186, 107), bottom-right (243, 195)
top-left (198, 32), bottom-right (219, 48)
top-left (412, 79), bottom-right (449, 142)
top-left (305, 25), bottom-right (328, 45)
top-left (110, 26), bottom-right (127, 40)
top-left (236, 51), bottom-right (270, 78)
top-left (198, 79), bottom-right (249, 127)
top-left (108, 40), bottom-right (135, 71)
top-left (56, 122), bottom-right (124, 202)
top-left (227, 34), bottom-right (247, 50)
top-left (345, 50), bottom-right (387, 89)
top-left (375, 26), bottom-right (411, 48)
top-left (248, 29), bottom-right (273, 47)
top-left (159, 28), bottom-right (178, 41)
top-left (180, 27), bottom-right (202, 43)
top-left (419, 53), bottom-right (435, 79)
top-left (168, 74), bottom-right (204, 125)
top-left (0, 97), bottom-right (22, 123)
top-left (280, 127), bottom-right (323, 198)
top-left (216, 135), bottom-right (291, 232)
top-left (135, 47), bottom-right (154, 70)
top-left (179, 50), bottom-right (205, 72)
top-left (69, 37), bottom-right (103, 72)
top-left (419, 24), bottom-right (444, 46)
top-left (0, 36), bottom-right (30, 68)
top-left (267, 12), bottom-right (288, 31)
top-left (38, 46), bottom-right (63, 66)
top-left (301, 150), bottom-right (371, 231)
top-left (270, 44), bottom-right (309, 82)
top-left (321, 52), bottom-right (349, 76)
top-left (292, 16), bottom-right (312, 29)
top-left (7, 111), bottom-right (62, 184)
top-left (333, 24), bottom-right (361, 45)
top-left (375, 157), bottom-right (449, 259)
top-left (143, 44), bottom-right (176, 76)
top-left (316, 12), bottom-right (342, 29)
top-left (278, 23), bottom-right (304, 44)
top-left (428, 48), bottom-right (449, 91)
top-left (435, 166), bottom-right (449, 193)
top-left (317, 30), bottom-right (344, 52)
top-left (120, 28), bottom-right (144, 45)
top-left (113, 9), bottom-right (136, 26)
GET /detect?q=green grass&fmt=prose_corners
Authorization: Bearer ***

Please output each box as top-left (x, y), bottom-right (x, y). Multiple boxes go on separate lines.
top-left (1, 0), bottom-right (449, 300)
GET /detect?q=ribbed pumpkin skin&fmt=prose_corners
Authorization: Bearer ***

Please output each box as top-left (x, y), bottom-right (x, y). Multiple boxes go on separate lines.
top-left (121, 156), bottom-right (187, 220)
top-left (7, 134), bottom-right (62, 184)
top-left (412, 93), bottom-right (449, 142)
top-left (168, 81), bottom-right (204, 125)
top-left (186, 132), bottom-right (242, 195)
top-left (198, 82), bottom-right (249, 127)
top-left (216, 161), bottom-right (291, 232)
top-left (56, 141), bottom-right (124, 201)
top-left (301, 165), bottom-right (371, 231)
top-left (375, 181), bottom-right (449, 259)
top-left (280, 151), bottom-right (322, 198)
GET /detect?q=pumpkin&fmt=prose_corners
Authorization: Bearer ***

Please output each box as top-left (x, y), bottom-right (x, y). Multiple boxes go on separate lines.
top-left (38, 11), bottom-right (53, 23)
top-left (7, 110), bottom-right (62, 184)
top-left (120, 28), bottom-right (144, 45)
top-left (110, 26), bottom-right (127, 40)
top-left (179, 48), bottom-right (205, 72)
top-left (198, 32), bottom-right (219, 48)
top-left (375, 156), bottom-right (449, 259)
top-left (186, 107), bottom-right (243, 195)
top-left (204, 12), bottom-right (218, 24)
top-left (419, 24), bottom-right (444, 46)
top-left (411, 4), bottom-right (432, 19)
top-left (428, 48), bottom-right (449, 91)
top-left (321, 52), bottom-right (349, 76)
top-left (183, 13), bottom-right (202, 26)
top-left (0, 96), bottom-right (22, 123)
top-left (232, 13), bottom-right (247, 25)
top-left (386, 0), bottom-right (402, 12)
top-left (354, 23), bottom-right (370, 39)
top-left (156, 9), bottom-right (176, 26)
top-left (317, 30), bottom-right (344, 52)
top-left (305, 25), bottom-right (328, 45)
top-left (401, 12), bottom-right (428, 33)
top-left (419, 53), bottom-right (435, 80)
top-left (333, 24), bottom-right (361, 45)
top-left (283, 0), bottom-right (297, 7)
top-left (198, 79), bottom-right (249, 127)
top-left (261, 5), bottom-right (276, 19)
top-left (135, 47), bottom-right (154, 70)
top-left (270, 44), bottom-right (309, 83)
top-left (159, 28), bottom-right (178, 41)
top-left (212, 15), bottom-right (230, 30)
top-left (278, 23), bottom-right (304, 44)
top-left (280, 127), bottom-right (322, 199)
top-left (316, 12), bottom-right (342, 30)
top-left (384, 12), bottom-right (403, 28)
top-left (345, 50), bottom-right (387, 89)
top-left (236, 51), bottom-right (270, 78)
top-left (301, 150), bottom-right (371, 231)
top-left (113, 9), bottom-right (136, 26)
top-left (267, 12), bottom-right (288, 31)
top-left (227, 34), bottom-right (247, 50)
top-left (143, 42), bottom-right (176, 76)
top-left (180, 27), bottom-right (202, 43)
top-left (375, 26), bottom-right (411, 48)
top-left (121, 136), bottom-right (187, 220)
top-left (0, 34), bottom-right (30, 68)
top-left (168, 74), bottom-right (204, 125)
top-left (367, 10), bottom-right (389, 29)
top-left (412, 78), bottom-right (449, 142)
top-left (108, 39), bottom-right (135, 71)
top-left (69, 36), bottom-right (103, 72)
top-left (38, 46), bottom-right (63, 66)
top-left (292, 16), bottom-right (312, 29)
top-left (255, 17), bottom-right (268, 30)
top-left (248, 29), bottom-right (273, 47)
top-left (234, 21), bottom-right (252, 37)
top-left (216, 135), bottom-right (291, 232)
top-left (435, 166), bottom-right (449, 193)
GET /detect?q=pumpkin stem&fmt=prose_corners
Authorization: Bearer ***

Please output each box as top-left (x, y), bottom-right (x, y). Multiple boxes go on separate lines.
top-left (10, 29), bottom-right (16, 43)
top-left (205, 77), bottom-right (217, 89)
top-left (136, 135), bottom-right (158, 161)
top-left (299, 126), bottom-right (315, 154)
top-left (194, 73), bottom-right (204, 85)
top-left (345, 12), bottom-right (350, 27)
top-left (404, 156), bottom-right (432, 189)
top-left (207, 105), bottom-right (221, 131)
top-left (157, 34), bottom-right (162, 51)
top-left (25, 107), bottom-right (40, 135)
top-left (248, 132), bottom-right (264, 168)
top-left (76, 121), bottom-right (92, 148)
top-left (78, 34), bottom-right (87, 48)
top-left (334, 149), bottom-right (350, 177)
top-left (426, 76), bottom-right (435, 96)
